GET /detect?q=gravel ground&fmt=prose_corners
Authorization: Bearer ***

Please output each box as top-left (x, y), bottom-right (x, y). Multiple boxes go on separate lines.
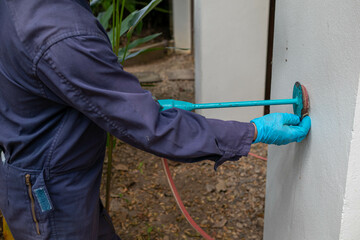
top-left (103, 142), bottom-right (267, 240)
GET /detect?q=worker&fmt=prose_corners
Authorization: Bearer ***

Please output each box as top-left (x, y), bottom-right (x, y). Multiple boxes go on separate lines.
top-left (0, 0), bottom-right (311, 239)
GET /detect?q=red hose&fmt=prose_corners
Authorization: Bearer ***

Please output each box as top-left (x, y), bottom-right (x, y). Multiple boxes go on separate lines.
top-left (248, 152), bottom-right (267, 161)
top-left (161, 152), bottom-right (267, 240)
top-left (162, 158), bottom-right (215, 240)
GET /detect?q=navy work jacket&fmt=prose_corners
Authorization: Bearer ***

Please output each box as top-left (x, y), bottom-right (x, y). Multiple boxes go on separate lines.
top-left (0, 0), bottom-right (254, 173)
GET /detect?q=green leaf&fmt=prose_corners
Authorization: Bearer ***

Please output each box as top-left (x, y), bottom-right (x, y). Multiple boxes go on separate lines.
top-left (137, 161), bottom-right (144, 174)
top-left (97, 4), bottom-right (114, 30)
top-left (119, 0), bottom-right (161, 38)
top-left (118, 47), bottom-right (162, 62)
top-left (128, 33), bottom-right (162, 49)
top-left (135, 1), bottom-right (171, 13)
top-left (90, 0), bottom-right (102, 7)
top-left (117, 33), bottom-right (162, 56)
top-left (119, 10), bottom-right (139, 37)
top-left (135, 20), bottom-right (143, 35)
top-left (124, 0), bottom-right (137, 13)
top-left (147, 226), bottom-right (153, 233)
top-left (126, 0), bottom-right (162, 36)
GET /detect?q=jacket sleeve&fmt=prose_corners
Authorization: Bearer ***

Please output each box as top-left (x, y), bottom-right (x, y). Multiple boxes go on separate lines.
top-left (35, 34), bottom-right (254, 169)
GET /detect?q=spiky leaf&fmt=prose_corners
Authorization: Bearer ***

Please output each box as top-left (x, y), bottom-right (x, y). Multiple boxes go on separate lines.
top-left (117, 33), bottom-right (162, 57)
top-left (126, 0), bottom-right (162, 37)
top-left (97, 4), bottom-right (114, 30)
top-left (118, 47), bottom-right (162, 62)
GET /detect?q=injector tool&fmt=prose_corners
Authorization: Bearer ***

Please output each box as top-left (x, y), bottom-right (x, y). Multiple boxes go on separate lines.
top-left (159, 82), bottom-right (310, 118)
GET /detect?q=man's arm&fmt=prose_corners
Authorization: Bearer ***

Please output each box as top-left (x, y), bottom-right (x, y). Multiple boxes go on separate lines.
top-left (36, 35), bottom-right (255, 169)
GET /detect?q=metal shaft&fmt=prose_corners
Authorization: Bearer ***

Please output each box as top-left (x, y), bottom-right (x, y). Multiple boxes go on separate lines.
top-left (158, 82), bottom-right (307, 118)
top-left (193, 98), bottom-right (298, 110)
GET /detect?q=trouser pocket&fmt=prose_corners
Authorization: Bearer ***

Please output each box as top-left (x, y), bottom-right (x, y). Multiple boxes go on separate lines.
top-left (3, 165), bottom-right (54, 239)
top-left (25, 173), bottom-right (41, 235)
top-left (26, 170), bottom-right (54, 235)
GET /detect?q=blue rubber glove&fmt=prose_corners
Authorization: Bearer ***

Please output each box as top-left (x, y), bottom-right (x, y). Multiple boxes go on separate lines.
top-left (251, 113), bottom-right (311, 145)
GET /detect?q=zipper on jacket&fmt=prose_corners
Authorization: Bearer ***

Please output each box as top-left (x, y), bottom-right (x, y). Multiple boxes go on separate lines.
top-left (25, 174), bottom-right (41, 235)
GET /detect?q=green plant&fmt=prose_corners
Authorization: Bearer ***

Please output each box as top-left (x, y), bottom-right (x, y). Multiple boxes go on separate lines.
top-left (93, 0), bottom-right (163, 63)
top-left (91, 0), bottom-right (163, 211)
top-left (146, 224), bottom-right (154, 240)
top-left (137, 161), bottom-right (144, 174)
top-left (118, 193), bottom-right (130, 204)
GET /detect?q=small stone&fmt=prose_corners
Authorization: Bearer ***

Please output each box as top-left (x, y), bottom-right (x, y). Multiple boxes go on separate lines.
top-left (166, 69), bottom-right (194, 81)
top-left (201, 219), bottom-right (208, 225)
top-left (216, 180), bottom-right (227, 192)
top-left (109, 199), bottom-right (121, 212)
top-left (213, 218), bottom-right (227, 228)
top-left (114, 163), bottom-right (129, 171)
top-left (257, 217), bottom-right (264, 227)
top-left (133, 71), bottom-right (162, 83)
top-left (205, 184), bottom-right (215, 193)
top-left (236, 223), bottom-right (244, 228)
top-left (128, 210), bottom-right (137, 218)
top-left (118, 210), bottom-right (128, 220)
top-left (160, 214), bottom-right (174, 223)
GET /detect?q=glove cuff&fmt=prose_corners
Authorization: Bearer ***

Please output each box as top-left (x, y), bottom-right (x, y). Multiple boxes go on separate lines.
top-left (250, 119), bottom-right (262, 143)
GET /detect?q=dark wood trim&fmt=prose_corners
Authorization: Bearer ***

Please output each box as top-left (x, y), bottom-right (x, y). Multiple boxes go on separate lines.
top-left (190, 0), bottom-right (194, 55)
top-left (169, 0), bottom-right (173, 40)
top-left (264, 0), bottom-right (276, 115)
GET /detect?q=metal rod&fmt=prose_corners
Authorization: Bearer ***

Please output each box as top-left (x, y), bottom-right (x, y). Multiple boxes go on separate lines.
top-left (193, 98), bottom-right (298, 110)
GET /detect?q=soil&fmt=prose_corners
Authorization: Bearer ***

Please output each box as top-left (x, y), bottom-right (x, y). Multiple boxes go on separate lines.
top-left (0, 53), bottom-right (268, 240)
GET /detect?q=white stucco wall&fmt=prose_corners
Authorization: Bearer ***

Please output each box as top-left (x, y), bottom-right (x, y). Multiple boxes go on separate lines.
top-left (340, 83), bottom-right (360, 240)
top-left (264, 1), bottom-right (360, 239)
top-left (194, 0), bottom-right (269, 121)
top-left (172, 0), bottom-right (191, 51)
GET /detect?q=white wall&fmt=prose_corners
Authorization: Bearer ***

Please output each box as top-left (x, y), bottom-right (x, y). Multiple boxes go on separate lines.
top-left (194, 0), bottom-right (269, 121)
top-left (172, 0), bottom-right (192, 51)
top-left (340, 84), bottom-right (360, 240)
top-left (264, 1), bottom-right (360, 239)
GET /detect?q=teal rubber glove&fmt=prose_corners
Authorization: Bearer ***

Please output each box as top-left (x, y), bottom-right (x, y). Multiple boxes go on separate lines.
top-left (251, 113), bottom-right (311, 145)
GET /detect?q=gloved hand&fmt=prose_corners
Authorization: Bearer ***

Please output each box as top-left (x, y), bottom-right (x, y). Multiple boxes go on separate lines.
top-left (251, 113), bottom-right (311, 145)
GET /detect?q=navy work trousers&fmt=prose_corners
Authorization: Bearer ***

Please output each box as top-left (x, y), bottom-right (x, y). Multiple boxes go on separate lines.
top-left (0, 155), bottom-right (120, 239)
